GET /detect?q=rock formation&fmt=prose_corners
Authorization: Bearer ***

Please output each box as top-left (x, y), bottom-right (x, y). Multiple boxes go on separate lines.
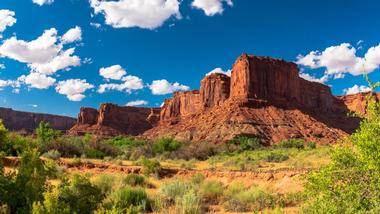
top-left (0, 107), bottom-right (76, 134)
top-left (144, 54), bottom-right (362, 144)
top-left (69, 103), bottom-right (160, 136)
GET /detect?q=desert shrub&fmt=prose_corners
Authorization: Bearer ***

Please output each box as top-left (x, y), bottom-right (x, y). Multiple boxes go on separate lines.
top-left (191, 173), bottom-right (205, 185)
top-left (156, 180), bottom-right (194, 205)
top-left (199, 180), bottom-right (224, 202)
top-left (140, 158), bottom-right (161, 177)
top-left (58, 174), bottom-right (104, 214)
top-left (32, 187), bottom-right (70, 214)
top-left (264, 152), bottom-right (289, 163)
top-left (123, 174), bottom-right (145, 187)
top-left (153, 137), bottom-right (182, 154)
top-left (306, 141), bottom-right (317, 149)
top-left (104, 136), bottom-right (146, 148)
top-left (45, 137), bottom-right (83, 157)
top-left (278, 139), bottom-right (305, 149)
top-left (0, 149), bottom-right (52, 213)
top-left (169, 141), bottom-right (219, 161)
top-left (1, 133), bottom-right (36, 156)
top-left (223, 183), bottom-right (275, 212)
top-left (101, 186), bottom-right (149, 212)
top-left (69, 157), bottom-right (82, 167)
top-left (229, 136), bottom-right (262, 152)
top-left (36, 122), bottom-right (61, 150)
top-left (302, 81), bottom-right (380, 213)
top-left (175, 189), bottom-right (202, 214)
top-left (0, 120), bottom-right (7, 146)
top-left (42, 150), bottom-right (61, 160)
top-left (84, 141), bottom-right (119, 159)
top-left (92, 174), bottom-right (117, 195)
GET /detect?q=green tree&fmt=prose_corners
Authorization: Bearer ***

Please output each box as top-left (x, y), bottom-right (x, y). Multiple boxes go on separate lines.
top-left (36, 122), bottom-right (61, 150)
top-left (0, 120), bottom-right (8, 150)
top-left (303, 78), bottom-right (380, 213)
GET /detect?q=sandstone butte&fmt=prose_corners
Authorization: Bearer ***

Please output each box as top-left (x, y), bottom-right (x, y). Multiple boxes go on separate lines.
top-left (0, 107), bottom-right (76, 134)
top-left (70, 54), bottom-right (377, 144)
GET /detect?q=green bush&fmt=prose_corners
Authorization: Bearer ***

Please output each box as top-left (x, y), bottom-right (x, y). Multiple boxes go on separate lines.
top-left (302, 83), bottom-right (380, 213)
top-left (140, 158), bottom-right (161, 177)
top-left (102, 186), bottom-right (149, 212)
top-left (306, 141), bottom-right (317, 149)
top-left (1, 133), bottom-right (36, 156)
top-left (42, 150), bottom-right (61, 160)
top-left (0, 149), bottom-right (51, 213)
top-left (278, 139), bottom-right (305, 149)
top-left (156, 180), bottom-right (193, 205)
top-left (199, 180), bottom-right (224, 202)
top-left (36, 122), bottom-right (61, 150)
top-left (123, 174), bottom-right (145, 187)
top-left (229, 136), bottom-right (262, 152)
top-left (223, 183), bottom-right (275, 212)
top-left (153, 137), bottom-right (182, 154)
top-left (191, 173), bottom-right (205, 185)
top-left (175, 189), bottom-right (202, 214)
top-left (58, 174), bottom-right (104, 214)
top-left (92, 174), bottom-right (117, 195)
top-left (264, 152), bottom-right (289, 163)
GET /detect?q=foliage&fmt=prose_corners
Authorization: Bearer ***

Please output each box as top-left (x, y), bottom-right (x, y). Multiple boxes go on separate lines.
top-left (58, 174), bottom-right (104, 214)
top-left (229, 136), bottom-right (262, 152)
top-left (278, 139), bottom-right (305, 149)
top-left (1, 132), bottom-right (36, 156)
top-left (123, 174), bottom-right (146, 187)
top-left (223, 183), bottom-right (275, 212)
top-left (264, 152), bottom-right (289, 163)
top-left (36, 122), bottom-right (61, 150)
top-left (101, 186), bottom-right (149, 212)
top-left (0, 149), bottom-right (53, 213)
top-left (175, 189), bottom-right (202, 214)
top-left (92, 174), bottom-right (117, 195)
top-left (199, 180), bottom-right (224, 202)
top-left (0, 120), bottom-right (8, 151)
top-left (42, 150), bottom-right (61, 160)
top-left (140, 158), bottom-right (161, 177)
top-left (153, 137), bottom-right (182, 154)
top-left (303, 82), bottom-right (380, 213)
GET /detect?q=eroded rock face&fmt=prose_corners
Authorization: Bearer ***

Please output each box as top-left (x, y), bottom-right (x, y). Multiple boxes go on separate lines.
top-left (338, 92), bottom-right (380, 114)
top-left (144, 54), bottom-right (361, 144)
top-left (69, 104), bottom-right (160, 136)
top-left (0, 107), bottom-right (76, 134)
top-left (160, 90), bottom-right (202, 123)
top-left (200, 73), bottom-right (230, 109)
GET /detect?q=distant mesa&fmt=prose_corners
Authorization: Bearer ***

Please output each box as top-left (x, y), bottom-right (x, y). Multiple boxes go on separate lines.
top-left (0, 107), bottom-right (75, 134)
top-left (2, 53), bottom-right (374, 144)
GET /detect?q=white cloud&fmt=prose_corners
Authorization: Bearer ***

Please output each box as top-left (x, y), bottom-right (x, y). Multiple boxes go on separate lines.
top-left (0, 10), bottom-right (16, 36)
top-left (28, 104), bottom-right (38, 108)
top-left (299, 72), bottom-right (329, 84)
top-left (192, 0), bottom-right (233, 16)
top-left (0, 64), bottom-right (5, 70)
top-left (99, 64), bottom-right (126, 80)
top-left (19, 73), bottom-right (56, 89)
top-left (126, 100), bottom-right (148, 107)
top-left (32, 0), bottom-right (54, 6)
top-left (90, 22), bottom-right (101, 29)
top-left (344, 85), bottom-right (372, 95)
top-left (61, 26), bottom-right (82, 44)
top-left (56, 79), bottom-right (94, 101)
top-left (149, 79), bottom-right (189, 95)
top-left (0, 79), bottom-right (20, 90)
top-left (0, 28), bottom-right (81, 75)
top-left (89, 0), bottom-right (181, 29)
top-left (296, 43), bottom-right (380, 78)
top-left (206, 67), bottom-right (231, 76)
top-left (98, 75), bottom-right (144, 93)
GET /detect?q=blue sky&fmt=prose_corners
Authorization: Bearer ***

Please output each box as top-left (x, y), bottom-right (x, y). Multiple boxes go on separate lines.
top-left (0, 0), bottom-right (379, 117)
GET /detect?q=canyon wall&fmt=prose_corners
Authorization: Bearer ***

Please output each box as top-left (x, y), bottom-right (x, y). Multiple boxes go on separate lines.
top-left (0, 107), bottom-right (76, 134)
top-left (69, 104), bottom-right (160, 136)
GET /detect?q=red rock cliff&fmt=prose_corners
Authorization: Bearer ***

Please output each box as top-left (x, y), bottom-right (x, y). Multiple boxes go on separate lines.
top-left (200, 73), bottom-right (230, 109)
top-left (69, 104), bottom-right (160, 136)
top-left (0, 107), bottom-right (76, 134)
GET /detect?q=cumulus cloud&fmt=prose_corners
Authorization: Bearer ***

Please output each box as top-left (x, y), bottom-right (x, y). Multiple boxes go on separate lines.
top-left (0, 28), bottom-right (81, 75)
top-left (343, 85), bottom-right (372, 95)
top-left (61, 26), bottom-right (82, 44)
top-left (299, 73), bottom-right (329, 84)
top-left (206, 67), bottom-right (231, 76)
top-left (0, 10), bottom-right (16, 36)
top-left (126, 100), bottom-right (148, 107)
top-left (56, 79), bottom-right (94, 101)
top-left (149, 79), bottom-right (189, 95)
top-left (19, 73), bottom-right (56, 89)
top-left (192, 0), bottom-right (233, 16)
top-left (32, 0), bottom-right (54, 6)
top-left (99, 65), bottom-right (127, 80)
top-left (89, 0), bottom-right (181, 29)
top-left (98, 75), bottom-right (144, 93)
top-left (296, 43), bottom-right (380, 79)
top-left (0, 79), bottom-right (21, 90)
